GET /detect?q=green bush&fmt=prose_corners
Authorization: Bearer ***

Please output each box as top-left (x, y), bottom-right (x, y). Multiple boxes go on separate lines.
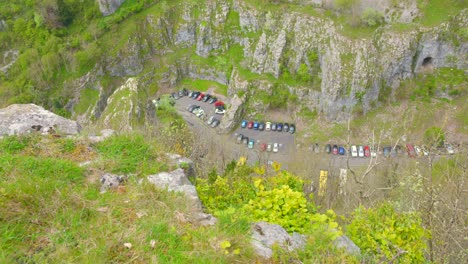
top-left (424, 127), bottom-right (445, 148)
top-left (361, 8), bottom-right (384, 27)
top-left (347, 203), bottom-right (429, 263)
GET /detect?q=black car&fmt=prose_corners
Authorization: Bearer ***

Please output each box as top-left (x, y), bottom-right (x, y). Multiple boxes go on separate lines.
top-left (171, 92), bottom-right (180, 100)
top-left (289, 124), bottom-right (296, 134)
top-left (277, 123), bottom-right (283, 132)
top-left (242, 136), bottom-right (249, 145)
top-left (283, 123), bottom-right (289, 132)
top-left (325, 144), bottom-right (331, 154)
top-left (258, 122), bottom-right (265, 131)
top-left (178, 90), bottom-right (185, 97)
top-left (191, 92), bottom-right (200, 99)
top-left (203, 94), bottom-right (212, 102)
top-left (208, 97), bottom-right (218, 104)
top-left (271, 123), bottom-right (277, 131)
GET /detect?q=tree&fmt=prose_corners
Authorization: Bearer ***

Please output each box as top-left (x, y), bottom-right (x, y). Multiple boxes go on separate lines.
top-left (423, 127), bottom-right (445, 148)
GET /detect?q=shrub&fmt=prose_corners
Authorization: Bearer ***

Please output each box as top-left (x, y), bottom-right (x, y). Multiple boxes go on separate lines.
top-left (347, 203), bottom-right (429, 263)
top-left (424, 127), bottom-right (445, 147)
top-left (361, 8), bottom-right (384, 27)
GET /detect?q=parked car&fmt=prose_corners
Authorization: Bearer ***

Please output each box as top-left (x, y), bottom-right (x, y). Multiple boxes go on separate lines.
top-left (332, 145), bottom-right (338, 155)
top-left (191, 92), bottom-right (200, 99)
top-left (258, 122), bottom-right (265, 131)
top-left (283, 123), bottom-right (289, 132)
top-left (214, 101), bottom-right (225, 107)
top-left (178, 90), bottom-right (185, 97)
top-left (192, 107), bottom-right (203, 115)
top-left (215, 107), bottom-right (226, 115)
top-left (260, 143), bottom-right (267, 152)
top-left (265, 122), bottom-right (272, 131)
top-left (421, 145), bottom-right (429, 156)
top-left (241, 120), bottom-right (248, 128)
top-left (187, 105), bottom-right (198, 112)
top-left (277, 123), bottom-right (283, 132)
top-left (358, 146), bottom-right (364, 157)
top-left (414, 145), bottom-right (422, 156)
top-left (314, 143), bottom-right (320, 153)
top-left (267, 143), bottom-right (272, 152)
top-left (211, 119), bottom-right (220, 128)
top-left (273, 143), bottom-right (279, 153)
top-left (406, 144), bottom-right (416, 157)
top-left (351, 145), bottom-right (358, 157)
top-left (171, 92), bottom-right (180, 100)
top-left (242, 136), bottom-right (249, 145)
top-left (383, 146), bottom-right (391, 157)
top-left (446, 144), bottom-right (455, 154)
top-left (289, 124), bottom-right (296, 134)
top-left (196, 93), bottom-right (204, 101)
top-left (325, 144), bottom-right (332, 154)
top-left (247, 121), bottom-right (254, 129)
top-left (253, 122), bottom-right (259, 130)
top-left (371, 146), bottom-right (377, 157)
top-left (339, 147), bottom-right (345, 155)
top-left (188, 91), bottom-right (194, 98)
top-left (236, 134), bottom-right (243, 144)
top-left (271, 123), bottom-right (277, 131)
top-left (248, 139), bottom-right (255, 149)
top-left (202, 94), bottom-right (211, 102)
top-left (195, 109), bottom-right (205, 118)
top-left (208, 97), bottom-right (218, 104)
top-left (364, 146), bottom-right (370, 157)
top-left (206, 116), bottom-right (215, 125)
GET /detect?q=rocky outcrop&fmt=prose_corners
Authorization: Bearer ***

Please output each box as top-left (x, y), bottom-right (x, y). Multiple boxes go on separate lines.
top-left (251, 222), bottom-right (307, 258)
top-left (88, 129), bottom-right (115, 143)
top-left (100, 173), bottom-right (126, 192)
top-left (0, 104), bottom-right (80, 136)
top-left (97, 0), bottom-right (126, 16)
top-left (99, 78), bottom-right (139, 131)
top-left (219, 94), bottom-right (246, 133)
top-left (147, 167), bottom-right (217, 226)
top-left (334, 234), bottom-right (361, 255)
top-left (0, 50), bottom-right (19, 74)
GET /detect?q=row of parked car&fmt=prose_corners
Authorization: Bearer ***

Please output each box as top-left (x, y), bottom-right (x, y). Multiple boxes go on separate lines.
top-left (186, 105), bottom-right (221, 128)
top-left (187, 90), bottom-right (226, 115)
top-left (236, 134), bottom-right (281, 153)
top-left (313, 143), bottom-right (455, 157)
top-left (241, 120), bottom-right (296, 134)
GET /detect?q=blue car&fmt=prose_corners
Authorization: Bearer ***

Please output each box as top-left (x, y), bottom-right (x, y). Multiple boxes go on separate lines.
top-left (339, 147), bottom-right (346, 155)
top-left (253, 122), bottom-right (259, 130)
top-left (241, 120), bottom-right (248, 128)
top-left (277, 123), bottom-right (283, 132)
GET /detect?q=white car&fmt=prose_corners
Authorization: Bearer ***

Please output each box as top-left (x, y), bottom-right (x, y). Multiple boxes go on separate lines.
top-left (351, 145), bottom-right (358, 157)
top-left (273, 143), bottom-right (279, 153)
top-left (358, 146), bottom-right (364, 157)
top-left (265, 122), bottom-right (271, 131)
top-left (196, 109), bottom-right (205, 117)
top-left (214, 108), bottom-right (226, 115)
top-left (206, 116), bottom-right (215, 125)
top-left (446, 144), bottom-right (455, 155)
top-left (371, 146), bottom-right (377, 157)
top-left (267, 143), bottom-right (272, 152)
top-left (414, 145), bottom-right (422, 156)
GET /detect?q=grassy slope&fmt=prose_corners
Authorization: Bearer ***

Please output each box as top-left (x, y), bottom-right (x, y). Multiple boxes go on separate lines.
top-left (0, 134), bottom-right (257, 263)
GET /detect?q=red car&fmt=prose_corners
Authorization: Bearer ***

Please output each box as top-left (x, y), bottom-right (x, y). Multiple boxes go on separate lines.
top-left (332, 145), bottom-right (339, 155)
top-left (364, 146), bottom-right (370, 157)
top-left (196, 93), bottom-right (204, 101)
top-left (406, 144), bottom-right (416, 157)
top-left (247, 121), bottom-right (254, 129)
top-left (214, 101), bottom-right (224, 107)
top-left (260, 143), bottom-right (267, 152)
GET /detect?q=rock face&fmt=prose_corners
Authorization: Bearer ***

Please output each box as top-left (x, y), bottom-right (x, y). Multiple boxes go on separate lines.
top-left (334, 234), bottom-right (361, 255)
top-left (147, 167), bottom-right (217, 226)
top-left (0, 104), bottom-right (80, 136)
top-left (251, 222), bottom-right (306, 258)
top-left (219, 94), bottom-right (246, 133)
top-left (97, 0), bottom-right (126, 16)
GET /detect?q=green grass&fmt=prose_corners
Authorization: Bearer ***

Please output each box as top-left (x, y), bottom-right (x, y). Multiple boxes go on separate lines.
top-left (418, 0), bottom-right (466, 27)
top-left (74, 88), bottom-right (99, 115)
top-left (181, 79), bottom-right (228, 96)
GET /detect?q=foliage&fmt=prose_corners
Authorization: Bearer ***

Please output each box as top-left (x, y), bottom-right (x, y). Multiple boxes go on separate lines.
top-left (361, 8), bottom-right (384, 27)
top-left (0, 135), bottom-right (31, 154)
top-left (245, 181), bottom-right (311, 233)
top-left (423, 126), bottom-right (445, 147)
top-left (334, 0), bottom-right (359, 11)
top-left (347, 203), bottom-right (429, 263)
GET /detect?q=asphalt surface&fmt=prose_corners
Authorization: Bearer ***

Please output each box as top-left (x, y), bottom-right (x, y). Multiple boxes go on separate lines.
top-left (174, 95), bottom-right (452, 169)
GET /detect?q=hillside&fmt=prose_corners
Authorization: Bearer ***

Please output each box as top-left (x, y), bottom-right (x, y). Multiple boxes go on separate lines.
top-left (0, 0), bottom-right (467, 263)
